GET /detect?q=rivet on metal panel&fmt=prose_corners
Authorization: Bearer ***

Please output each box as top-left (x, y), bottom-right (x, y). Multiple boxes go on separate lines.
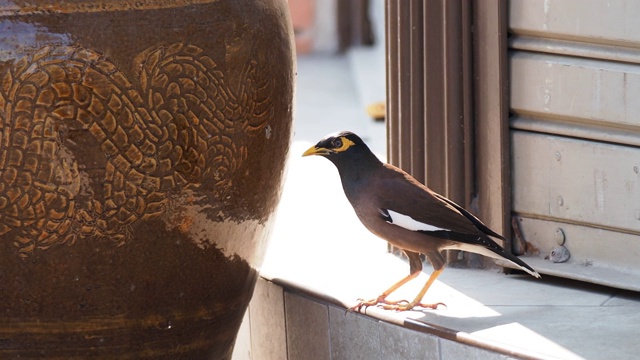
top-left (554, 228), bottom-right (565, 245)
top-left (549, 245), bottom-right (570, 263)
top-left (557, 195), bottom-right (564, 206)
top-left (554, 151), bottom-right (561, 161)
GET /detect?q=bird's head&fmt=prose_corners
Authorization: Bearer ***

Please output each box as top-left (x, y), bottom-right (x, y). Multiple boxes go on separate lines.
top-left (302, 131), bottom-right (381, 170)
top-left (302, 131), bottom-right (365, 157)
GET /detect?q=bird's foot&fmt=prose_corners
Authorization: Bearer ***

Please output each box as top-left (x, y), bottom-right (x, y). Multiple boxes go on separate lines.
top-left (379, 300), bottom-right (447, 311)
top-left (349, 298), bottom-right (382, 312)
top-left (350, 297), bottom-right (446, 312)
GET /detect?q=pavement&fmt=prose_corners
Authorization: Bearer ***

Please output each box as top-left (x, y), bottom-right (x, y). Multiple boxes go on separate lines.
top-left (256, 53), bottom-right (640, 360)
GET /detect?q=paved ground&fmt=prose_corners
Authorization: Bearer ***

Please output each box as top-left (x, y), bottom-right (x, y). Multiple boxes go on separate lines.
top-left (257, 53), bottom-right (640, 360)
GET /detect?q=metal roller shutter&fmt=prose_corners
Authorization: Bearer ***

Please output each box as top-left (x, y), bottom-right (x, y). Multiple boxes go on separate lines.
top-left (509, 0), bottom-right (640, 290)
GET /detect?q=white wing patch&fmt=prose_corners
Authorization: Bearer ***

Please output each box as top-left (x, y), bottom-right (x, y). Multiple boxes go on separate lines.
top-left (442, 243), bottom-right (504, 261)
top-left (385, 210), bottom-right (450, 232)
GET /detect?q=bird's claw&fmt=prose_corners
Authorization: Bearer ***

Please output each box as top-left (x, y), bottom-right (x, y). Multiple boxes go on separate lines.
top-left (348, 298), bottom-right (379, 312)
top-left (379, 301), bottom-right (447, 311)
top-left (427, 302), bottom-right (448, 310)
top-left (350, 298), bottom-right (446, 312)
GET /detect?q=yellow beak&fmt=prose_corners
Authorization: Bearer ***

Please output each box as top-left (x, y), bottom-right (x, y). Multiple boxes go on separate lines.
top-left (302, 145), bottom-right (330, 157)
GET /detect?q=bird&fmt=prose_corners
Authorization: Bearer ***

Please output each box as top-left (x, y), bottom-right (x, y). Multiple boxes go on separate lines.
top-left (302, 131), bottom-right (540, 311)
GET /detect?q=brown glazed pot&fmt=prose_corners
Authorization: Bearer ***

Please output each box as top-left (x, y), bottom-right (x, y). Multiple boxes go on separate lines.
top-left (0, 0), bottom-right (294, 358)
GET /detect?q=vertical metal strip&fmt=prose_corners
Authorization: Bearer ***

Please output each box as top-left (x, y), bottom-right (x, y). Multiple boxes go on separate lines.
top-left (385, 0), bottom-right (399, 165)
top-left (443, 0), bottom-right (465, 204)
top-left (423, 0), bottom-right (446, 193)
top-left (460, 0), bottom-right (475, 209)
top-left (409, 0), bottom-right (425, 183)
top-left (473, 0), bottom-right (511, 241)
top-left (397, 1), bottom-right (412, 171)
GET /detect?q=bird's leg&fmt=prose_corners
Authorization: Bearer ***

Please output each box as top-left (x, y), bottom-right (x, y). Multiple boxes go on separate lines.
top-left (380, 268), bottom-right (444, 311)
top-left (350, 251), bottom-right (423, 312)
top-left (350, 271), bottom-right (420, 311)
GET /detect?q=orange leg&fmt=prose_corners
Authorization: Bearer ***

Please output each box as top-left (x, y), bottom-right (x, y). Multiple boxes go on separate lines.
top-left (350, 271), bottom-right (419, 311)
top-left (350, 269), bottom-right (445, 312)
top-left (379, 268), bottom-right (444, 311)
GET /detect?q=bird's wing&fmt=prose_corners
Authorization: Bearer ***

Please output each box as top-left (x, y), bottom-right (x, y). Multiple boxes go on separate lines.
top-left (373, 167), bottom-right (482, 239)
top-left (432, 192), bottom-right (507, 241)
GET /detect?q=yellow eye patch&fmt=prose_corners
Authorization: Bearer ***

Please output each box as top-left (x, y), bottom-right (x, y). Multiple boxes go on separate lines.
top-left (333, 136), bottom-right (356, 152)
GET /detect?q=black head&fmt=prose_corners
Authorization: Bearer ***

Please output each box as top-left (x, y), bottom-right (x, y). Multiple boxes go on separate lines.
top-left (302, 131), bottom-right (365, 156)
top-left (302, 131), bottom-right (381, 171)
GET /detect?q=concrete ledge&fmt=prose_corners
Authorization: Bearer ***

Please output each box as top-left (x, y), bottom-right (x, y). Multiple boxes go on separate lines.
top-left (235, 277), bottom-right (523, 360)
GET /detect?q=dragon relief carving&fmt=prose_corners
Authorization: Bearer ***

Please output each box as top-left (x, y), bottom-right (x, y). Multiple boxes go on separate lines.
top-left (0, 43), bottom-right (274, 257)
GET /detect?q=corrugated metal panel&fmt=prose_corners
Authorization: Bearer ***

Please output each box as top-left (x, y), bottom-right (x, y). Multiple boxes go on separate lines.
top-left (510, 0), bottom-right (640, 46)
top-left (512, 131), bottom-right (640, 234)
top-left (386, 0), bottom-right (502, 266)
top-left (385, 0), bottom-right (473, 205)
top-left (509, 0), bottom-right (640, 289)
top-left (511, 52), bottom-right (640, 129)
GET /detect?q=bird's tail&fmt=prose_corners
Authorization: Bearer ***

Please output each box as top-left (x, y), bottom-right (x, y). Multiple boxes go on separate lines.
top-left (446, 240), bottom-right (541, 278)
top-left (494, 248), bottom-right (541, 278)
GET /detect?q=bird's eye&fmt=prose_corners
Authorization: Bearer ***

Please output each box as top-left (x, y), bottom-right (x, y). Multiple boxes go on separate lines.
top-left (333, 138), bottom-right (343, 148)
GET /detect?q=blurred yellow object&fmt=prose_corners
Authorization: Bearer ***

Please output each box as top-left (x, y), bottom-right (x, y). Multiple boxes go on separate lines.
top-left (366, 101), bottom-right (386, 121)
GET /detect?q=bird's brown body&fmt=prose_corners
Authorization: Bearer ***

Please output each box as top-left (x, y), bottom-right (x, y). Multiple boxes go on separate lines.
top-left (346, 163), bottom-right (464, 271)
top-left (304, 131), bottom-right (539, 311)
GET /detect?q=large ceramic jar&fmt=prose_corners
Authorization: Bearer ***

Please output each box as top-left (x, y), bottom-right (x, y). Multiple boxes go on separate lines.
top-left (0, 1), bottom-right (294, 358)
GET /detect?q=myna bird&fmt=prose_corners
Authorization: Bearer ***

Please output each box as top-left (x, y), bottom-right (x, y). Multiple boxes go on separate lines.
top-left (303, 131), bottom-right (540, 311)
